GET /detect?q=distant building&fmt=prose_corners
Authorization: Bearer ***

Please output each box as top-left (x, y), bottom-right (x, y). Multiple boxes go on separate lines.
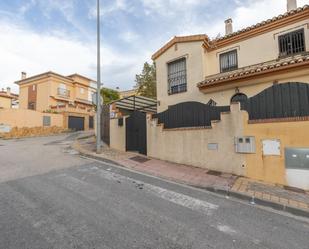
top-left (15, 72), bottom-right (96, 131)
top-left (118, 88), bottom-right (138, 99)
top-left (0, 87), bottom-right (18, 109)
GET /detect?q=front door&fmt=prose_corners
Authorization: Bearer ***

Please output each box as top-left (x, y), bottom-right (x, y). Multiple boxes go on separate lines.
top-left (126, 111), bottom-right (147, 155)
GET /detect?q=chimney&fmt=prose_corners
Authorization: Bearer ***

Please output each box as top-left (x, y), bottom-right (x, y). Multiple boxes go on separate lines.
top-left (6, 87), bottom-right (11, 95)
top-left (21, 72), bottom-right (27, 80)
top-left (287, 0), bottom-right (297, 11)
top-left (225, 18), bottom-right (233, 35)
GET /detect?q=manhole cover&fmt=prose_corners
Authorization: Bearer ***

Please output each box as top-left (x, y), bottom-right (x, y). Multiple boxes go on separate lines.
top-left (207, 170), bottom-right (222, 176)
top-left (130, 156), bottom-right (150, 163)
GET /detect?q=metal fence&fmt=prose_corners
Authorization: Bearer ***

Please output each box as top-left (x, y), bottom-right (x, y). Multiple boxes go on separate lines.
top-left (153, 102), bottom-right (230, 129)
top-left (242, 82), bottom-right (309, 120)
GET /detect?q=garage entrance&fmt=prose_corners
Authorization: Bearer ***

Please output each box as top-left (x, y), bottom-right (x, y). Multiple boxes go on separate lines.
top-left (68, 116), bottom-right (85, 131)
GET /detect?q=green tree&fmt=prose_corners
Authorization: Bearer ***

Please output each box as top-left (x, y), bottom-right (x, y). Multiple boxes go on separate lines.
top-left (100, 87), bottom-right (120, 104)
top-left (135, 62), bottom-right (156, 99)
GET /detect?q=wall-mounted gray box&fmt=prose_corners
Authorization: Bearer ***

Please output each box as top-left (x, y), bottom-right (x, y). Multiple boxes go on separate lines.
top-left (208, 143), bottom-right (218, 151)
top-left (0, 124), bottom-right (11, 133)
top-left (285, 148), bottom-right (309, 170)
top-left (235, 136), bottom-right (256, 154)
top-left (43, 116), bottom-right (51, 127)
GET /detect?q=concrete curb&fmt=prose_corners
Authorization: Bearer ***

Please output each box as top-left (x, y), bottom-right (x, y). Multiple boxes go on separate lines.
top-left (194, 186), bottom-right (309, 219)
top-left (73, 142), bottom-right (309, 219)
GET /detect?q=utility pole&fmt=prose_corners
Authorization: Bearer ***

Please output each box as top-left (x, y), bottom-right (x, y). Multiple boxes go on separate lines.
top-left (96, 0), bottom-right (102, 153)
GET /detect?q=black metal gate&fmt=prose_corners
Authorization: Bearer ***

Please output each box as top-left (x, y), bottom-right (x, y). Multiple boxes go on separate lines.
top-left (126, 111), bottom-right (147, 155)
top-left (101, 105), bottom-right (110, 145)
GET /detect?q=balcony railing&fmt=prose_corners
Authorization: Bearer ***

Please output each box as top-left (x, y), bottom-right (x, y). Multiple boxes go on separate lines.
top-left (57, 88), bottom-right (70, 98)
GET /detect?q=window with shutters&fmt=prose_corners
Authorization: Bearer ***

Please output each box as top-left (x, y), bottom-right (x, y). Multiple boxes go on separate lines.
top-left (278, 29), bottom-right (305, 57)
top-left (219, 49), bottom-right (238, 73)
top-left (167, 58), bottom-right (187, 95)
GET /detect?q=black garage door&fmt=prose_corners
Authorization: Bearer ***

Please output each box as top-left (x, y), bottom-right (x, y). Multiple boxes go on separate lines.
top-left (68, 116), bottom-right (85, 131)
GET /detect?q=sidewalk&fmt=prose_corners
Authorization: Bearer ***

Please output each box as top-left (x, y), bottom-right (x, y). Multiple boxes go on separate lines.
top-left (73, 136), bottom-right (309, 216)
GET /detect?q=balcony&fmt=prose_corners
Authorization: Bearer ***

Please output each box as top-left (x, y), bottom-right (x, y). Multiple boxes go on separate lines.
top-left (50, 103), bottom-right (94, 114)
top-left (57, 88), bottom-right (70, 98)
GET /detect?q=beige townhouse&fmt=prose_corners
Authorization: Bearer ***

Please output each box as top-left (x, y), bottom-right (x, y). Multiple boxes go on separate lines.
top-left (0, 87), bottom-right (18, 109)
top-left (145, 0), bottom-right (309, 189)
top-left (152, 1), bottom-right (309, 112)
top-left (15, 71), bottom-right (96, 131)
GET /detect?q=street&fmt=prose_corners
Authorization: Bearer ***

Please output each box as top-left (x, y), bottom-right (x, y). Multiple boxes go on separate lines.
top-left (0, 134), bottom-right (308, 249)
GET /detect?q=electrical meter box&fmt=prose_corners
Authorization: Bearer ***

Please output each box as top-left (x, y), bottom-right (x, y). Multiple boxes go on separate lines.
top-left (235, 136), bottom-right (256, 154)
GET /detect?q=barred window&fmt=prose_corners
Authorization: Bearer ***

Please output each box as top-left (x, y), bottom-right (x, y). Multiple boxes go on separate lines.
top-left (279, 29), bottom-right (305, 57)
top-left (207, 99), bottom-right (217, 106)
top-left (220, 50), bottom-right (238, 73)
top-left (168, 58), bottom-right (187, 95)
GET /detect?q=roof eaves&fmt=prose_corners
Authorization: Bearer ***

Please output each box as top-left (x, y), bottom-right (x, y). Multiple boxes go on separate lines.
top-left (197, 54), bottom-right (309, 89)
top-left (152, 34), bottom-right (208, 60)
top-left (67, 73), bottom-right (96, 82)
top-left (204, 5), bottom-right (309, 51)
top-left (15, 71), bottom-right (73, 85)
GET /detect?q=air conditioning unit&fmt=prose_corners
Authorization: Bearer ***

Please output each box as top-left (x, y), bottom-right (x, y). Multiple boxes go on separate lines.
top-left (235, 136), bottom-right (256, 154)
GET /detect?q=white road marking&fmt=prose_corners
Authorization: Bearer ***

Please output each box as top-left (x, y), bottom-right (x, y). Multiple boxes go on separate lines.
top-left (216, 224), bottom-right (237, 235)
top-left (77, 166), bottom-right (219, 216)
top-left (145, 184), bottom-right (218, 215)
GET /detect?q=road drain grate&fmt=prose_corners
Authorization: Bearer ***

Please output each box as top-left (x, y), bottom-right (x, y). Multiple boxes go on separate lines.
top-left (130, 156), bottom-right (150, 163)
top-left (207, 170), bottom-right (222, 176)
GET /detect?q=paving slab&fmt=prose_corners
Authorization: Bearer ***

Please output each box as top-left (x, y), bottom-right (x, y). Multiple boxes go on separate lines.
top-left (74, 136), bottom-right (309, 215)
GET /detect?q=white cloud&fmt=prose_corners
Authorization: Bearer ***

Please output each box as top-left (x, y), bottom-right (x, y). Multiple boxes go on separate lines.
top-left (88, 0), bottom-right (132, 18)
top-left (209, 0), bottom-right (309, 38)
top-left (141, 0), bottom-right (208, 16)
top-left (18, 0), bottom-right (36, 15)
top-left (169, 0), bottom-right (309, 38)
top-left (120, 31), bottom-right (140, 42)
top-left (0, 20), bottom-right (147, 92)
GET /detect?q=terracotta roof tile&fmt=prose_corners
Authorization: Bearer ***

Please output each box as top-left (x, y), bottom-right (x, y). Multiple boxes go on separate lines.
top-left (152, 34), bottom-right (208, 60)
top-left (198, 53), bottom-right (309, 88)
top-left (205, 5), bottom-right (309, 49)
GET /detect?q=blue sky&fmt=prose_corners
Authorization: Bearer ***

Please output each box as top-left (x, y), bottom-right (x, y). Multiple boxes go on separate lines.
top-left (0, 0), bottom-right (308, 92)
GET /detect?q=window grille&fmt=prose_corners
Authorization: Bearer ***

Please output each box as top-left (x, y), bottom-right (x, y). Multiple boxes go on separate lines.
top-left (168, 58), bottom-right (187, 95)
top-left (279, 29), bottom-right (305, 57)
top-left (220, 50), bottom-right (238, 73)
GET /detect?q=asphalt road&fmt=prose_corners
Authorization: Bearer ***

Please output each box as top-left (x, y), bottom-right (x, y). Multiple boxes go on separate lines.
top-left (0, 134), bottom-right (308, 249)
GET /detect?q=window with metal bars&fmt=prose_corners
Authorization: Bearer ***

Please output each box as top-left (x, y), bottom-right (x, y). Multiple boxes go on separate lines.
top-left (219, 49), bottom-right (238, 73)
top-left (167, 58), bottom-right (187, 95)
top-left (207, 99), bottom-right (217, 106)
top-left (278, 29), bottom-right (305, 57)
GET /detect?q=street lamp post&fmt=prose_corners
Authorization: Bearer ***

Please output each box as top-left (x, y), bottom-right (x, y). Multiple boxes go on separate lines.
top-left (96, 0), bottom-right (102, 153)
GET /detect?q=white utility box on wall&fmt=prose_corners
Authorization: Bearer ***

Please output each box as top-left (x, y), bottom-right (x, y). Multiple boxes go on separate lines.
top-left (0, 124), bottom-right (11, 133)
top-left (235, 136), bottom-right (256, 154)
top-left (262, 139), bottom-right (281, 156)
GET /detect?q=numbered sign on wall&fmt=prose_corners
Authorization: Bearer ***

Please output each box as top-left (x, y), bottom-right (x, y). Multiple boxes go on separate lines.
top-left (262, 139), bottom-right (281, 156)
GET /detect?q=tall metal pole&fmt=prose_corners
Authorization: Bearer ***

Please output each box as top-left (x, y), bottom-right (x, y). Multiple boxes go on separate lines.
top-left (96, 0), bottom-right (102, 153)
